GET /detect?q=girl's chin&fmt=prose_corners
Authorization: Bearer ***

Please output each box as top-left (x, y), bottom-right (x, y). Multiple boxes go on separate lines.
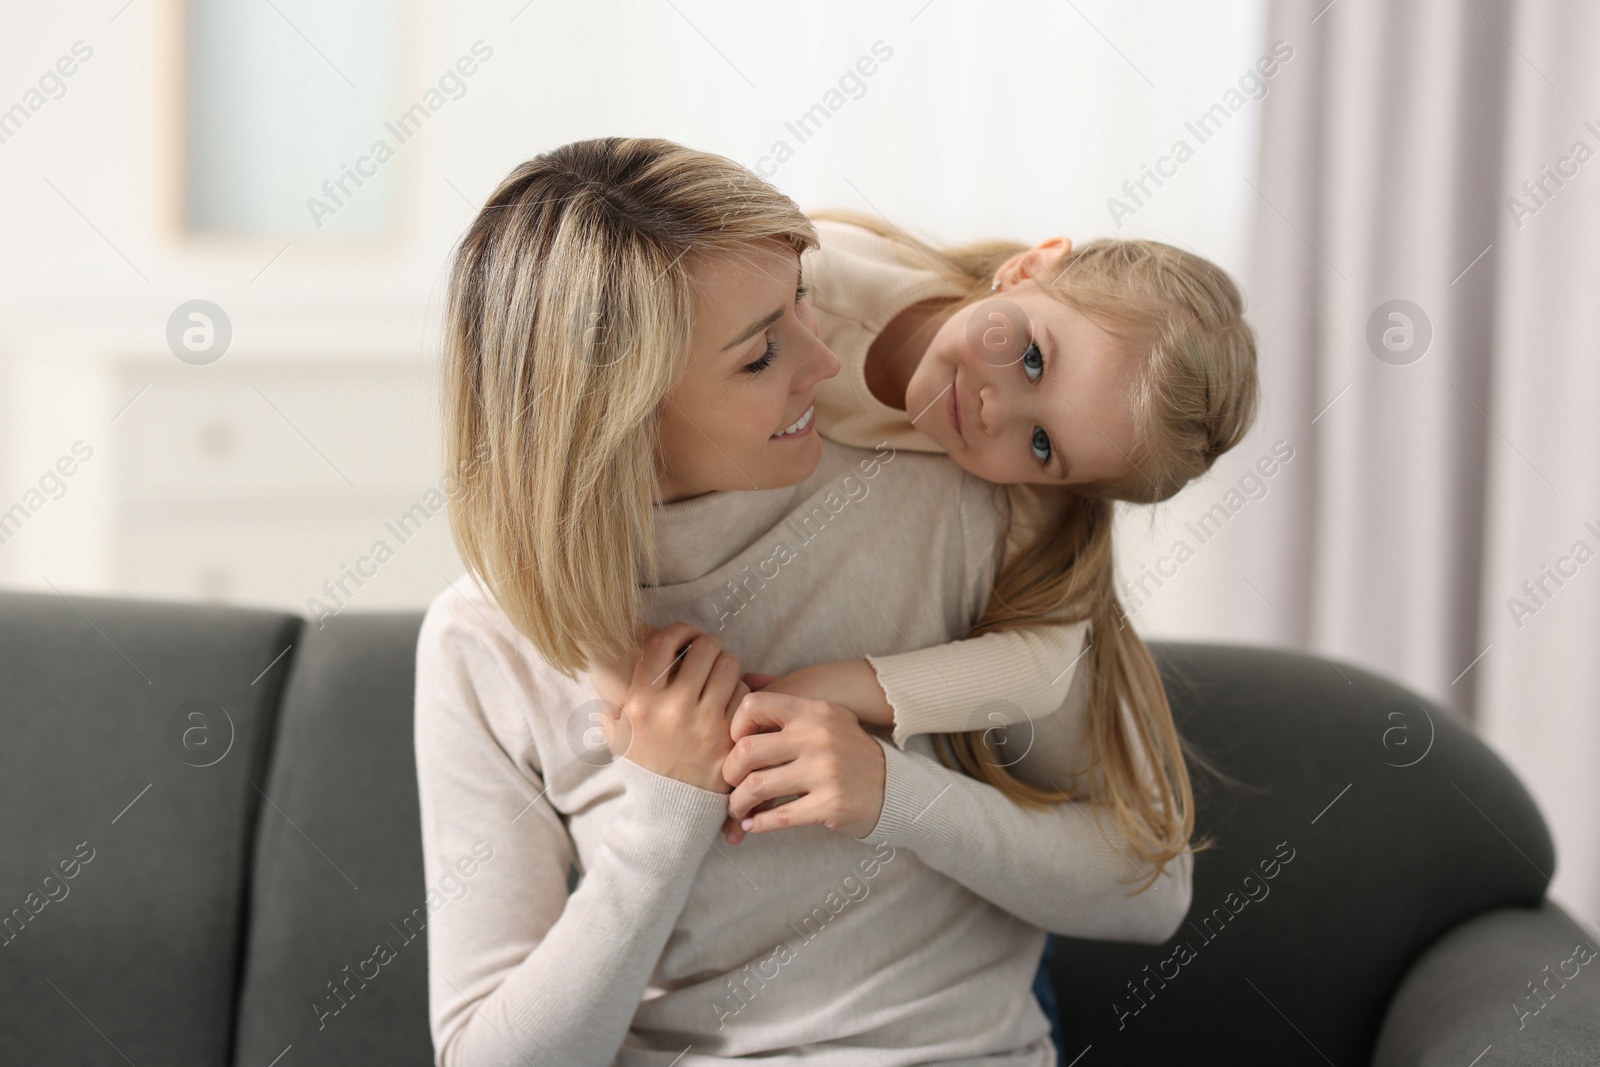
top-left (903, 385), bottom-right (945, 443)
top-left (903, 380), bottom-right (929, 422)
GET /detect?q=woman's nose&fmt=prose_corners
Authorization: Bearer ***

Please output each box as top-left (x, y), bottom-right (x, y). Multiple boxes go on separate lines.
top-left (798, 332), bottom-right (841, 391)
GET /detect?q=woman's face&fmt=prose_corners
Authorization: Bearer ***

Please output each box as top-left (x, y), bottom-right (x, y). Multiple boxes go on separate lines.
top-left (656, 239), bottom-right (840, 503)
top-left (904, 281), bottom-right (1141, 488)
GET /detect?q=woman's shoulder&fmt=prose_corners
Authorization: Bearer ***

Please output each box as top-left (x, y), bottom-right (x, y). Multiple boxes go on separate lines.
top-left (419, 572), bottom-right (511, 657)
top-left (417, 574), bottom-right (582, 720)
top-left (416, 575), bottom-right (600, 780)
top-left (808, 440), bottom-right (1009, 557)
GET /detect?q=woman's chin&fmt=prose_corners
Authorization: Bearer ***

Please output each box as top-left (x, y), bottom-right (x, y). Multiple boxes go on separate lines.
top-left (761, 428), bottom-right (823, 486)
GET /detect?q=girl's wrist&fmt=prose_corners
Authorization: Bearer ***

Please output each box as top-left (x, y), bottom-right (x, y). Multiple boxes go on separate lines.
top-left (848, 658), bottom-right (895, 727)
top-left (762, 663), bottom-right (893, 727)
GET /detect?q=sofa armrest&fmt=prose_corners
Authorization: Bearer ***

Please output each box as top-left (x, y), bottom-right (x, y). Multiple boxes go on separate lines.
top-left (1373, 901), bottom-right (1600, 1066)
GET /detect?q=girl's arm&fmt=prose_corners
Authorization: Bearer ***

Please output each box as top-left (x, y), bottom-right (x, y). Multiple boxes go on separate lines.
top-left (760, 619), bottom-right (1090, 749)
top-left (416, 602), bottom-right (728, 1067)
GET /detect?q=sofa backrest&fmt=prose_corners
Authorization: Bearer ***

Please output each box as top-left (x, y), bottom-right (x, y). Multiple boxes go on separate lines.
top-left (0, 590), bottom-right (300, 1067)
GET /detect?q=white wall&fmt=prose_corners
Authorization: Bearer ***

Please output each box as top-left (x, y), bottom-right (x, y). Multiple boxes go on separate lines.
top-left (0, 0), bottom-right (1268, 631)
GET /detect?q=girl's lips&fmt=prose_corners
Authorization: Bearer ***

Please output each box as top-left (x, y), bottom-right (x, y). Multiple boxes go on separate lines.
top-left (946, 378), bottom-right (962, 437)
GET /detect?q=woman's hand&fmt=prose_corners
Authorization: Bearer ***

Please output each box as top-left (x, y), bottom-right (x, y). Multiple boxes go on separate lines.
top-left (586, 619), bottom-right (667, 709)
top-left (719, 692), bottom-right (886, 841)
top-left (602, 622), bottom-right (745, 795)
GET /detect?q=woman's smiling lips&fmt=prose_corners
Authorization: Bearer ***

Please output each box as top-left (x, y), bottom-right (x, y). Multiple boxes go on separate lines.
top-left (772, 403), bottom-right (815, 440)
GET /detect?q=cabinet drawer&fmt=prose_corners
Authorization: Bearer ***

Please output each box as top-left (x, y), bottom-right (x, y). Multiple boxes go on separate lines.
top-left (119, 506), bottom-right (464, 615)
top-left (114, 359), bottom-right (441, 499)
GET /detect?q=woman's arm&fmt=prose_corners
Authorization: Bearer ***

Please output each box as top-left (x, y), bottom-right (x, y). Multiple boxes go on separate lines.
top-left (861, 727), bottom-right (1191, 943)
top-left (416, 606), bottom-right (729, 1067)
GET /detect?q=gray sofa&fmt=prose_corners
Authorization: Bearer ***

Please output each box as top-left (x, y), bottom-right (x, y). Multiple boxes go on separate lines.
top-left (1, 589), bottom-right (1595, 1065)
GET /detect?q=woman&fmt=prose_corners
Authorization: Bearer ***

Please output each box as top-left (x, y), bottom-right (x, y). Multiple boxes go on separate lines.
top-left (415, 136), bottom-right (1192, 1067)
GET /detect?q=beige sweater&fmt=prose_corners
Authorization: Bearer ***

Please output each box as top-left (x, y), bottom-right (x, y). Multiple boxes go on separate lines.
top-left (802, 217), bottom-right (1091, 751)
top-left (415, 441), bottom-right (1193, 1067)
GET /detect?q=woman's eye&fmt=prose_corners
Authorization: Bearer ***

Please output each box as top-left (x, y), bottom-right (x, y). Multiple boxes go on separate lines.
top-left (1020, 339), bottom-right (1044, 382)
top-left (1031, 426), bottom-right (1052, 464)
top-left (744, 339), bottom-right (778, 374)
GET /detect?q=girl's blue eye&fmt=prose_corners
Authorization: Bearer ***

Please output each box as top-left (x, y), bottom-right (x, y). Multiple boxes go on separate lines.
top-left (1021, 339), bottom-right (1044, 382)
top-left (1031, 426), bottom-right (1051, 464)
top-left (744, 339), bottom-right (778, 374)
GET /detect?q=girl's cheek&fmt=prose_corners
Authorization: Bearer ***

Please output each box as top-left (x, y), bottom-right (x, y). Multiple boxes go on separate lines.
top-left (942, 313), bottom-right (972, 366)
top-left (968, 444), bottom-right (1009, 484)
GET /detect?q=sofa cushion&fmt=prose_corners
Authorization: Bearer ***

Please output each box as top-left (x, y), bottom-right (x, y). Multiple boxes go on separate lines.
top-left (0, 590), bottom-right (300, 1067)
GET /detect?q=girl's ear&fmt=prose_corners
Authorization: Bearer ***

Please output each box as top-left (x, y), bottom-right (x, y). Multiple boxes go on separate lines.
top-left (993, 237), bottom-right (1073, 290)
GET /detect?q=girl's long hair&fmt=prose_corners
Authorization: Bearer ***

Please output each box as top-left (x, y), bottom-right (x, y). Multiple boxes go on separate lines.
top-left (441, 138), bottom-right (819, 676)
top-left (810, 209), bottom-right (1260, 882)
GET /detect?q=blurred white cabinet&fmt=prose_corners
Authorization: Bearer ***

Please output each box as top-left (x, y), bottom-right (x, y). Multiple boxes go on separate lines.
top-left (110, 354), bottom-right (463, 615)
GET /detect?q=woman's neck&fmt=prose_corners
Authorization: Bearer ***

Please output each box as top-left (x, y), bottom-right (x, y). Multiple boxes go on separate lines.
top-left (864, 296), bottom-right (961, 410)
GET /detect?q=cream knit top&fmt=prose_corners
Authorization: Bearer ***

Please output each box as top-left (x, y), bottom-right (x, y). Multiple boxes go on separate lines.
top-left (415, 441), bottom-right (1193, 1066)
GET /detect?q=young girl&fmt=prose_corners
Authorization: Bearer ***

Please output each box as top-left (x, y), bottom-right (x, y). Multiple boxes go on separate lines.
top-left (731, 210), bottom-right (1259, 880)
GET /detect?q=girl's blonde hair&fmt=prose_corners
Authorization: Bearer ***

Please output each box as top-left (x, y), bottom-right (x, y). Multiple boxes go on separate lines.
top-left (810, 209), bottom-right (1260, 882)
top-left (442, 137), bottom-right (819, 674)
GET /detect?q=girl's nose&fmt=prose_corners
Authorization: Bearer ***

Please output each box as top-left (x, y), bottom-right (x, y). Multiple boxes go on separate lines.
top-left (977, 383), bottom-right (1011, 434)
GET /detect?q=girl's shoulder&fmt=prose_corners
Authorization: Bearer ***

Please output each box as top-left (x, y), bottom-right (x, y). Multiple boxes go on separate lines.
top-left (803, 219), bottom-right (967, 352)
top-left (809, 216), bottom-right (942, 274)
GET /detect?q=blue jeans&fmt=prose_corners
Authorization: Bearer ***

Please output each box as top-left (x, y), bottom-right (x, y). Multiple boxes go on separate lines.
top-left (1032, 934), bottom-right (1063, 1063)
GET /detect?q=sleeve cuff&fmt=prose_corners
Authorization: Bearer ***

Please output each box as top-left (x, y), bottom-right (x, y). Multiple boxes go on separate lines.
top-left (856, 738), bottom-right (948, 850)
top-left (611, 755), bottom-right (731, 859)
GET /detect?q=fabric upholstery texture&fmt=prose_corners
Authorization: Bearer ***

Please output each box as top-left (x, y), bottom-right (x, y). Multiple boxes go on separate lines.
top-left (0, 592), bottom-right (1593, 1065)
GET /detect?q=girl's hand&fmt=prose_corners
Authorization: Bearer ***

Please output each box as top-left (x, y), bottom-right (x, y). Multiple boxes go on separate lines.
top-left (603, 622), bottom-right (744, 795)
top-left (719, 692), bottom-right (886, 841)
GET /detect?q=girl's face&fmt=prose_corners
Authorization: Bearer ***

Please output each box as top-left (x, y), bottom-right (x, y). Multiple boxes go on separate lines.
top-left (656, 239), bottom-right (841, 503)
top-left (904, 280), bottom-right (1141, 488)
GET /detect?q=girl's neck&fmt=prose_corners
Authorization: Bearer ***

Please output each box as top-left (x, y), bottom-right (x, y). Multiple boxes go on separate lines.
top-left (864, 296), bottom-right (962, 410)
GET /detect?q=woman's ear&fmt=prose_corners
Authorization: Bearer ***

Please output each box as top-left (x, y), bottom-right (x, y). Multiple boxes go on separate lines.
top-left (993, 237), bottom-right (1073, 290)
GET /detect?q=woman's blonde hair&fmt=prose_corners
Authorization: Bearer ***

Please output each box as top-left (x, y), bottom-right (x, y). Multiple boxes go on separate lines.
top-left (442, 137), bottom-right (818, 675)
top-left (809, 209), bottom-right (1260, 882)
